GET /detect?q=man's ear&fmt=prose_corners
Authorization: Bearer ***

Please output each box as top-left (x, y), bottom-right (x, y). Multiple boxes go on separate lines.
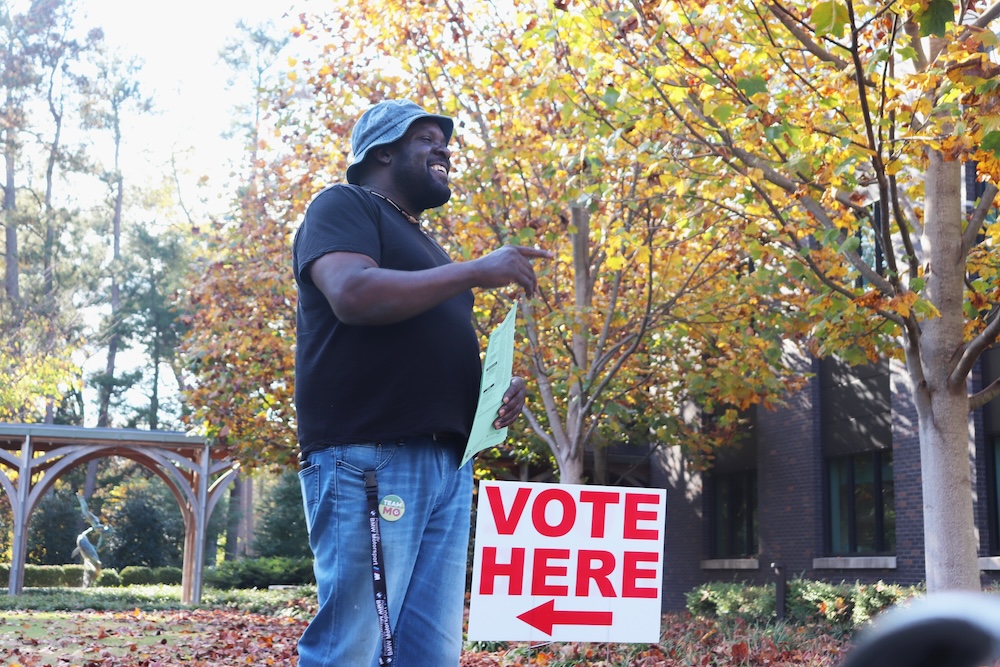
top-left (372, 144), bottom-right (393, 167)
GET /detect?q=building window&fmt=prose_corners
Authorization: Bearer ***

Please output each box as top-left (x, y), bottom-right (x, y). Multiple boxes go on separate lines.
top-left (708, 469), bottom-right (758, 558)
top-left (983, 345), bottom-right (1000, 556)
top-left (991, 436), bottom-right (1000, 555)
top-left (826, 450), bottom-right (895, 555)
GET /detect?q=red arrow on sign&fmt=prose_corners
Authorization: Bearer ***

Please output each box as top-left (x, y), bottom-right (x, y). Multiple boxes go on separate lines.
top-left (516, 599), bottom-right (614, 635)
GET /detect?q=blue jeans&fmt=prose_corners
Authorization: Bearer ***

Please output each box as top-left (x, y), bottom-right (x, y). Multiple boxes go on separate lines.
top-left (297, 438), bottom-right (473, 667)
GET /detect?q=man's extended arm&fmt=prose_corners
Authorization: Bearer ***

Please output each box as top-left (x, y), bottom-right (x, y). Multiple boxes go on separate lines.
top-left (309, 244), bottom-right (551, 326)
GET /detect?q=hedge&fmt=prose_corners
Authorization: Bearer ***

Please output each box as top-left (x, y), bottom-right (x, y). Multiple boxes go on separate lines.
top-left (686, 578), bottom-right (921, 630)
top-left (0, 560), bottom-right (313, 590)
top-left (120, 566), bottom-right (157, 586)
top-left (0, 564), bottom-right (127, 588)
top-left (203, 557), bottom-right (315, 590)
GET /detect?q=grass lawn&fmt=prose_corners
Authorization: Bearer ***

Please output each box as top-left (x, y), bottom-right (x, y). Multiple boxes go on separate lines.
top-left (1, 606), bottom-right (304, 666)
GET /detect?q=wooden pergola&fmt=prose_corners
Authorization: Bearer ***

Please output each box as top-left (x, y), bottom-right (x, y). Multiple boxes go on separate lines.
top-left (0, 423), bottom-right (238, 603)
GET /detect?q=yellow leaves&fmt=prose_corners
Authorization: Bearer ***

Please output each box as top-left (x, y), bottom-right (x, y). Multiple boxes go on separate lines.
top-left (606, 254), bottom-right (626, 271)
top-left (653, 65), bottom-right (672, 81)
top-left (635, 245), bottom-right (652, 264)
top-left (974, 148), bottom-right (1000, 183)
top-left (913, 96), bottom-right (933, 118)
top-left (887, 291), bottom-right (919, 319)
top-left (665, 85), bottom-right (688, 104)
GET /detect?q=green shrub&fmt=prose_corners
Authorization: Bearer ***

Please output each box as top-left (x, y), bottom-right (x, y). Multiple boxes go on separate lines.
top-left (102, 479), bottom-right (183, 570)
top-left (61, 564), bottom-right (86, 587)
top-left (0, 583), bottom-right (317, 614)
top-left (685, 581), bottom-right (775, 621)
top-left (253, 472), bottom-right (310, 559)
top-left (153, 566), bottom-right (183, 585)
top-left (851, 581), bottom-right (917, 625)
top-left (786, 578), bottom-right (850, 625)
top-left (97, 568), bottom-right (121, 587)
top-left (686, 578), bottom-right (918, 631)
top-left (26, 489), bottom-right (82, 565)
top-left (120, 566), bottom-right (156, 586)
top-left (204, 557), bottom-right (314, 590)
top-left (24, 564), bottom-right (65, 587)
top-left (0, 563), bottom-right (9, 583)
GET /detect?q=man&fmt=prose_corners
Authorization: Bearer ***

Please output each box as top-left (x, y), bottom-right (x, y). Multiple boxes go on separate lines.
top-left (292, 99), bottom-right (550, 666)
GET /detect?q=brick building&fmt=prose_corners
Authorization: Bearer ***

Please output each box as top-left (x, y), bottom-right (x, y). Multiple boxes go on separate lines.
top-left (651, 346), bottom-right (1000, 612)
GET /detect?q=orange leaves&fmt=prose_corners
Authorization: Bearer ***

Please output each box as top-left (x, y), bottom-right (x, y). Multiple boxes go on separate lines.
top-left (944, 52), bottom-right (1000, 87)
top-left (939, 134), bottom-right (976, 161)
top-left (852, 290), bottom-right (919, 319)
top-left (180, 203), bottom-right (298, 467)
top-left (731, 639), bottom-right (751, 662)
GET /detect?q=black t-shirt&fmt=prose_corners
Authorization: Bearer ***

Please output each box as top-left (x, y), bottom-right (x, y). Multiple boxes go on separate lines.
top-left (292, 184), bottom-right (482, 455)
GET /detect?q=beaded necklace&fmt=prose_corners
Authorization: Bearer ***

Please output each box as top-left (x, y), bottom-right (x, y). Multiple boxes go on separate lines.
top-left (366, 188), bottom-right (452, 262)
top-left (366, 189), bottom-right (420, 225)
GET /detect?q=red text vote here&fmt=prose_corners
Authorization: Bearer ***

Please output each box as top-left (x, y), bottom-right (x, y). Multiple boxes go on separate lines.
top-left (485, 485), bottom-right (663, 540)
top-left (468, 480), bottom-right (667, 643)
top-left (479, 546), bottom-right (660, 598)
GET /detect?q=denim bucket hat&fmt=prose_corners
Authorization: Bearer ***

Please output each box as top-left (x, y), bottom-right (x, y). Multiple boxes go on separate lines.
top-left (346, 99), bottom-right (454, 184)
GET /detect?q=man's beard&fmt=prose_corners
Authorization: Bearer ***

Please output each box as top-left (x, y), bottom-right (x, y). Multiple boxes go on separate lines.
top-left (413, 177), bottom-right (451, 211)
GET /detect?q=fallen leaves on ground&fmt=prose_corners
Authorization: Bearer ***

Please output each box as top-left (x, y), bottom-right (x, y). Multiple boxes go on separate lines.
top-left (1, 607), bottom-right (304, 666)
top-left (462, 613), bottom-right (848, 666)
top-left (2, 608), bottom-right (855, 666)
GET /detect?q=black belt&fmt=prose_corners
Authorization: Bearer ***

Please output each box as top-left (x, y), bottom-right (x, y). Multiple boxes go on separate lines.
top-left (430, 432), bottom-right (466, 447)
top-left (299, 434), bottom-right (466, 467)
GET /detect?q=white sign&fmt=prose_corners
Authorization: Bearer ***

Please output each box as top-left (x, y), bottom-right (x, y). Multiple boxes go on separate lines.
top-left (467, 480), bottom-right (667, 643)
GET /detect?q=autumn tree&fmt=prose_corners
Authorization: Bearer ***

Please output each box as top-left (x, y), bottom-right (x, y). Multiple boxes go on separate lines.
top-left (181, 22), bottom-right (296, 466)
top-left (0, 0), bottom-right (99, 420)
top-left (545, 0), bottom-right (999, 590)
top-left (180, 1), bottom-right (810, 483)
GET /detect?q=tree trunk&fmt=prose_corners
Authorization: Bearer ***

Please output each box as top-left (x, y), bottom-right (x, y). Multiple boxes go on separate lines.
top-left (42, 88), bottom-right (64, 424)
top-left (523, 205), bottom-right (593, 484)
top-left (83, 460), bottom-right (98, 500)
top-left (149, 344), bottom-right (160, 430)
top-left (558, 205), bottom-right (591, 484)
top-left (3, 118), bottom-right (19, 304)
top-left (97, 164), bottom-right (125, 429)
top-left (224, 477), bottom-right (243, 561)
top-left (915, 392), bottom-right (979, 590)
top-left (912, 151), bottom-right (981, 592)
top-left (554, 449), bottom-right (585, 486)
top-left (96, 333), bottom-right (118, 428)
